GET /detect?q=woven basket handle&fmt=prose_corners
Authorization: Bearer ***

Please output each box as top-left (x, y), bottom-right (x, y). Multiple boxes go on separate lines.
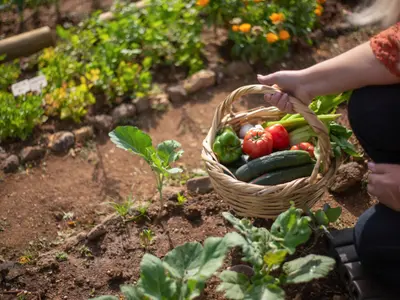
top-left (210, 84), bottom-right (332, 183)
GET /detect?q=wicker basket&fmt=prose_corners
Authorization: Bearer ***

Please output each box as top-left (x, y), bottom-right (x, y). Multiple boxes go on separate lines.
top-left (201, 84), bottom-right (340, 219)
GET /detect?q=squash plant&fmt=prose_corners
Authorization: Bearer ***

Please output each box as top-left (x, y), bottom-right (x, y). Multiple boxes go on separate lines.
top-left (94, 204), bottom-right (337, 300)
top-left (109, 126), bottom-right (184, 211)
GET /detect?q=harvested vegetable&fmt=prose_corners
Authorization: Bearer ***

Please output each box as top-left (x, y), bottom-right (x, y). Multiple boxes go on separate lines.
top-left (239, 123), bottom-right (255, 138)
top-left (291, 142), bottom-right (315, 158)
top-left (250, 163), bottom-right (315, 186)
top-left (265, 124), bottom-right (289, 150)
top-left (213, 127), bottom-right (242, 164)
top-left (263, 114), bottom-right (341, 131)
top-left (242, 128), bottom-right (273, 159)
top-left (288, 125), bottom-right (317, 146)
top-left (329, 122), bottom-right (361, 158)
top-left (235, 150), bottom-right (313, 182)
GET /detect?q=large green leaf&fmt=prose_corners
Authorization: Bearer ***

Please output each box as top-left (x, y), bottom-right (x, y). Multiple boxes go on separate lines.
top-left (314, 210), bottom-right (329, 226)
top-left (109, 126), bottom-right (154, 160)
top-left (283, 254), bottom-right (336, 284)
top-left (120, 285), bottom-right (145, 300)
top-left (244, 282), bottom-right (285, 300)
top-left (157, 140), bottom-right (184, 165)
top-left (163, 242), bottom-right (203, 279)
top-left (217, 270), bottom-right (250, 300)
top-left (270, 205), bottom-right (312, 254)
top-left (325, 207), bottom-right (342, 223)
top-left (140, 254), bottom-right (177, 299)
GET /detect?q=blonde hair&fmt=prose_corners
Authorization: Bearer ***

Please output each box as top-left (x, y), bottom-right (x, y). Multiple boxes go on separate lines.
top-left (349, 0), bottom-right (400, 28)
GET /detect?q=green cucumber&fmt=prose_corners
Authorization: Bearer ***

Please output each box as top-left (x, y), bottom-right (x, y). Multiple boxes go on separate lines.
top-left (250, 163), bottom-right (315, 186)
top-left (235, 150), bottom-right (313, 182)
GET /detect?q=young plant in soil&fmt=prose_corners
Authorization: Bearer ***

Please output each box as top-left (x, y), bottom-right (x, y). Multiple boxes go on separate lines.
top-left (109, 126), bottom-right (184, 215)
top-left (94, 204), bottom-right (337, 300)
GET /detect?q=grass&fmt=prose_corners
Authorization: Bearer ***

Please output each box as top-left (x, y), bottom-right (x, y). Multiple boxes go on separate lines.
top-left (108, 195), bottom-right (135, 218)
top-left (139, 229), bottom-right (155, 249)
top-left (55, 251), bottom-right (68, 262)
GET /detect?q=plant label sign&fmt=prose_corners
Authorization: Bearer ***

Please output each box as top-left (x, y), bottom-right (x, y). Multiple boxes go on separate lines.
top-left (29, 75), bottom-right (48, 92)
top-left (11, 75), bottom-right (48, 96)
top-left (11, 80), bottom-right (31, 97)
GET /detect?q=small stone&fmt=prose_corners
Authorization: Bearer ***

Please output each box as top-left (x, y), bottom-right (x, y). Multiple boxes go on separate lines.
top-left (74, 276), bottom-right (85, 287)
top-left (73, 126), bottom-right (94, 143)
top-left (87, 224), bottom-right (107, 241)
top-left (112, 103), bottom-right (136, 124)
top-left (183, 70), bottom-right (216, 94)
top-left (132, 96), bottom-right (151, 113)
top-left (330, 162), bottom-right (366, 193)
top-left (224, 61), bottom-right (253, 77)
top-left (167, 85), bottom-right (187, 103)
top-left (20, 146), bottom-right (46, 164)
top-left (229, 264), bottom-right (255, 279)
top-left (2, 155), bottom-right (19, 173)
top-left (48, 131), bottom-right (75, 153)
top-left (87, 114), bottom-right (113, 132)
top-left (37, 252), bottom-right (59, 271)
top-left (187, 176), bottom-right (213, 194)
top-left (151, 93), bottom-right (170, 111)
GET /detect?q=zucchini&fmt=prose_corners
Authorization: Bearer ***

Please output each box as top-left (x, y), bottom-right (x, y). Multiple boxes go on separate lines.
top-left (235, 150), bottom-right (313, 182)
top-left (250, 163), bottom-right (315, 186)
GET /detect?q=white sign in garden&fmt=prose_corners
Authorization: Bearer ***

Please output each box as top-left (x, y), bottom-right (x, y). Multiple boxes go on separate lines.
top-left (11, 75), bottom-right (48, 97)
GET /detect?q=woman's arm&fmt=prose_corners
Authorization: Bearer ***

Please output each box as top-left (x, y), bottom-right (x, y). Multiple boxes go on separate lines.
top-left (258, 23), bottom-right (400, 111)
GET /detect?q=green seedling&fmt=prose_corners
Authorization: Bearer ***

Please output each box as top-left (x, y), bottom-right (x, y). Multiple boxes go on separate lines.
top-left (55, 251), bottom-right (68, 262)
top-left (177, 192), bottom-right (187, 205)
top-left (79, 245), bottom-right (93, 258)
top-left (139, 229), bottom-right (155, 249)
top-left (108, 195), bottom-right (135, 218)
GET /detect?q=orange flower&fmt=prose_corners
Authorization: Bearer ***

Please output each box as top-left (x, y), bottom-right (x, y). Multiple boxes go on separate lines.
top-left (317, 0), bottom-right (326, 3)
top-left (239, 23), bottom-right (252, 33)
top-left (269, 12), bottom-right (285, 25)
top-left (266, 32), bottom-right (279, 43)
top-left (314, 8), bottom-right (322, 16)
top-left (316, 4), bottom-right (323, 10)
top-left (279, 30), bottom-right (290, 40)
top-left (196, 0), bottom-right (209, 6)
top-left (232, 25), bottom-right (240, 32)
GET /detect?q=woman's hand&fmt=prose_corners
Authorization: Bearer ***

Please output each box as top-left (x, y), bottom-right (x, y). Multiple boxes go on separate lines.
top-left (257, 71), bottom-right (314, 113)
top-left (368, 163), bottom-right (400, 211)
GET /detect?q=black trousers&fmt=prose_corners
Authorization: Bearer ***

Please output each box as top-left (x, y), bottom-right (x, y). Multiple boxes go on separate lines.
top-left (348, 84), bottom-right (400, 288)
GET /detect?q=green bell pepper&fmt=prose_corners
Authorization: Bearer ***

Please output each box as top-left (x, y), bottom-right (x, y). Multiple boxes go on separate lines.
top-left (213, 127), bottom-right (242, 164)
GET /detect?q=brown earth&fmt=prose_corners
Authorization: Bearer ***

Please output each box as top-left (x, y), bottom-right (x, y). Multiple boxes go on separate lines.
top-left (0, 1), bottom-right (381, 299)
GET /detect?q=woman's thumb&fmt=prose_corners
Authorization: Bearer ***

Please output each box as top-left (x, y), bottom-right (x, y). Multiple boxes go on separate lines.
top-left (257, 73), bottom-right (277, 86)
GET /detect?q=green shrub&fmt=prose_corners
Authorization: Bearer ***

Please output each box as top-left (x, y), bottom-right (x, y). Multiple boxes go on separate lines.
top-left (0, 56), bottom-right (21, 90)
top-left (0, 92), bottom-right (44, 141)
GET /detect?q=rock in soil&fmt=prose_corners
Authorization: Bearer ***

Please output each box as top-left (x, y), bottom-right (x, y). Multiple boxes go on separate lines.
top-left (186, 176), bottom-right (213, 194)
top-left (2, 155), bottom-right (19, 173)
top-left (112, 103), bottom-right (136, 124)
top-left (87, 114), bottom-right (113, 132)
top-left (73, 126), bottom-right (94, 143)
top-left (167, 84), bottom-right (188, 102)
top-left (87, 224), bottom-right (107, 241)
top-left (224, 61), bottom-right (253, 77)
top-left (183, 69), bottom-right (216, 94)
top-left (330, 162), bottom-right (366, 193)
top-left (20, 146), bottom-right (46, 164)
top-left (132, 96), bottom-right (151, 113)
top-left (48, 131), bottom-right (75, 153)
top-left (151, 93), bottom-right (170, 111)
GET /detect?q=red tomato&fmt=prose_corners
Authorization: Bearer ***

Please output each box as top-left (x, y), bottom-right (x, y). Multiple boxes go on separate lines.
top-left (290, 142), bottom-right (315, 158)
top-left (242, 128), bottom-right (273, 159)
top-left (265, 124), bottom-right (289, 150)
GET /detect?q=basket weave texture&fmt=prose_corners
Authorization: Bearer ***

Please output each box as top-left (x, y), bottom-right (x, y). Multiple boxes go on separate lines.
top-left (201, 84), bottom-right (340, 219)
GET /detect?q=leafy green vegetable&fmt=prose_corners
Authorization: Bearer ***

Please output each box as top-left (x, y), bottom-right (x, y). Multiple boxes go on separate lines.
top-left (109, 126), bottom-right (183, 211)
top-left (329, 122), bottom-right (361, 158)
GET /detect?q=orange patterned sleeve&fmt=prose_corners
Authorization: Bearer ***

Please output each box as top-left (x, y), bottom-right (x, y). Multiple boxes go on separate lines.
top-left (370, 22), bottom-right (400, 77)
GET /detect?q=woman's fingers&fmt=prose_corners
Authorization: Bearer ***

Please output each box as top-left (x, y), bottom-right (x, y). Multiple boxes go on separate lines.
top-left (264, 92), bottom-right (295, 113)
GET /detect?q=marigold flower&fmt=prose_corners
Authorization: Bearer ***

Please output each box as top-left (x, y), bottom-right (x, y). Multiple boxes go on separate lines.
top-left (266, 32), bottom-right (279, 43)
top-left (314, 8), bottom-right (322, 16)
top-left (196, 0), bottom-right (209, 7)
top-left (232, 25), bottom-right (240, 32)
top-left (279, 30), bottom-right (290, 40)
top-left (269, 12), bottom-right (285, 25)
top-left (239, 23), bottom-right (252, 33)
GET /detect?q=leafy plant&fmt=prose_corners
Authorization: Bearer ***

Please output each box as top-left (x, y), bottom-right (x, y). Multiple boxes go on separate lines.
top-left (177, 192), bottom-right (187, 205)
top-left (217, 205), bottom-right (336, 299)
top-left (0, 92), bottom-right (44, 141)
top-left (93, 232), bottom-right (244, 300)
top-left (55, 251), bottom-right (68, 262)
top-left (108, 195), bottom-right (135, 218)
top-left (109, 126), bottom-right (184, 213)
top-left (0, 55), bottom-right (21, 90)
top-left (94, 204), bottom-right (337, 300)
top-left (139, 229), bottom-right (155, 249)
top-left (79, 245), bottom-right (93, 258)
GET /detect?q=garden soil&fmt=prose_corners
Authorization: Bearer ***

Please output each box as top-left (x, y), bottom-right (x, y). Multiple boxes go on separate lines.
top-left (0, 1), bottom-right (380, 299)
